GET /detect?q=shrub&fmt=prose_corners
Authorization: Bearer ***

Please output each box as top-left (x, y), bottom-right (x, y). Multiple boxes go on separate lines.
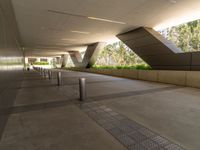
top-left (92, 64), bottom-right (151, 70)
top-left (33, 61), bottom-right (49, 65)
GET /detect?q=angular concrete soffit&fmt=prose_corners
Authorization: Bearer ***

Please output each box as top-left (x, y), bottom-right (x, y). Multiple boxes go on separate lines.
top-left (117, 27), bottom-right (200, 71)
top-left (144, 28), bottom-right (182, 53)
top-left (117, 27), bottom-right (182, 54)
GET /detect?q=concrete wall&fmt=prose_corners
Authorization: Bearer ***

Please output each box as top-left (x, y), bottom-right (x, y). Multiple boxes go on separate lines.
top-left (69, 68), bottom-right (200, 89)
top-left (0, 0), bottom-right (23, 140)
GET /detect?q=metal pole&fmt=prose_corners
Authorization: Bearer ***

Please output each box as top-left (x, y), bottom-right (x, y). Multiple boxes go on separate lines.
top-left (48, 70), bottom-right (52, 80)
top-left (43, 69), bottom-right (46, 77)
top-left (45, 69), bottom-right (48, 78)
top-left (41, 68), bottom-right (43, 76)
top-left (57, 72), bottom-right (62, 86)
top-left (40, 68), bottom-right (42, 75)
top-left (79, 78), bottom-right (86, 101)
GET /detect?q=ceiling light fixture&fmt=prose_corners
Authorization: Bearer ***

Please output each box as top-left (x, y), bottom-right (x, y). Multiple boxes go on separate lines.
top-left (47, 10), bottom-right (126, 25)
top-left (61, 38), bottom-right (77, 41)
top-left (71, 30), bottom-right (90, 34)
top-left (47, 10), bottom-right (86, 18)
top-left (56, 43), bottom-right (71, 45)
top-left (88, 17), bottom-right (126, 24)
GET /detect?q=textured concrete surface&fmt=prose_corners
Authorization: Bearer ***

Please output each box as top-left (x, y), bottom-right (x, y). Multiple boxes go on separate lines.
top-left (1, 70), bottom-right (200, 150)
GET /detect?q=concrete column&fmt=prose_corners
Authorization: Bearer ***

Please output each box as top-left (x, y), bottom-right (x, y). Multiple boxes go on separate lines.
top-left (25, 57), bottom-right (28, 64)
top-left (56, 57), bottom-right (61, 64)
top-left (55, 57), bottom-right (61, 68)
top-left (61, 54), bottom-right (68, 68)
top-left (52, 57), bottom-right (57, 68)
top-left (117, 27), bottom-right (195, 70)
top-left (69, 42), bottom-right (105, 68)
top-left (83, 42), bottom-right (105, 68)
top-left (47, 58), bottom-right (51, 65)
top-left (68, 51), bottom-right (82, 67)
top-left (36, 57), bottom-right (40, 62)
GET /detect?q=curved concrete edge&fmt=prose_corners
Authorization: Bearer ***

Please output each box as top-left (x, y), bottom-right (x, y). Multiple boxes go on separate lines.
top-left (68, 68), bottom-right (200, 89)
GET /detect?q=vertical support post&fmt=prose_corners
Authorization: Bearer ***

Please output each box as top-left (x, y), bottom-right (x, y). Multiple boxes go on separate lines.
top-left (79, 78), bottom-right (86, 101)
top-left (57, 72), bottom-right (62, 86)
top-left (48, 70), bottom-right (52, 79)
top-left (41, 68), bottom-right (44, 76)
top-left (40, 68), bottom-right (41, 75)
top-left (43, 69), bottom-right (46, 77)
top-left (41, 68), bottom-right (43, 76)
top-left (45, 69), bottom-right (48, 78)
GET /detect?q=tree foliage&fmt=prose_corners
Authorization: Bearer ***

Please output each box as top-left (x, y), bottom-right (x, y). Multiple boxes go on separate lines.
top-left (160, 19), bottom-right (200, 52)
top-left (95, 41), bottom-right (145, 66)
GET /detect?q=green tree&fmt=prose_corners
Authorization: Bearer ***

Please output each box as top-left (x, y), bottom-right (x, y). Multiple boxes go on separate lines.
top-left (161, 19), bottom-right (200, 52)
top-left (95, 41), bottom-right (145, 67)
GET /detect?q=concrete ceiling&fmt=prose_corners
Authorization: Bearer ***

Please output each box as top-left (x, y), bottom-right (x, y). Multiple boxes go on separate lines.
top-left (11, 0), bottom-right (200, 57)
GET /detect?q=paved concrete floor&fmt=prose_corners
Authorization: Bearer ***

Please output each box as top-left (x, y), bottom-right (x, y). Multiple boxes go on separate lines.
top-left (0, 69), bottom-right (200, 150)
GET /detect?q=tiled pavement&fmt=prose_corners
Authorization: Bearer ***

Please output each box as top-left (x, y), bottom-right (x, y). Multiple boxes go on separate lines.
top-left (80, 102), bottom-right (185, 150)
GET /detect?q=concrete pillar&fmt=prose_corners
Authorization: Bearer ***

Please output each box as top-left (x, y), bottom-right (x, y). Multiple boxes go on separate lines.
top-left (61, 54), bottom-right (68, 68)
top-left (55, 57), bottom-right (62, 68)
top-left (52, 57), bottom-right (57, 68)
top-left (25, 57), bottom-right (28, 64)
top-left (36, 58), bottom-right (40, 62)
top-left (83, 42), bottom-right (105, 68)
top-left (56, 57), bottom-right (61, 64)
top-left (68, 51), bottom-right (82, 67)
top-left (117, 27), bottom-right (194, 70)
top-left (69, 42), bottom-right (105, 68)
top-left (47, 58), bottom-right (51, 65)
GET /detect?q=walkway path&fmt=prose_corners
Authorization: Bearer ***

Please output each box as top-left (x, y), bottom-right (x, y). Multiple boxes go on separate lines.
top-left (1, 69), bottom-right (200, 150)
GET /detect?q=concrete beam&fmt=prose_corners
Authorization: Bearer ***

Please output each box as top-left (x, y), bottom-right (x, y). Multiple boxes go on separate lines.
top-left (69, 42), bottom-right (105, 68)
top-left (117, 27), bottom-right (200, 71)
